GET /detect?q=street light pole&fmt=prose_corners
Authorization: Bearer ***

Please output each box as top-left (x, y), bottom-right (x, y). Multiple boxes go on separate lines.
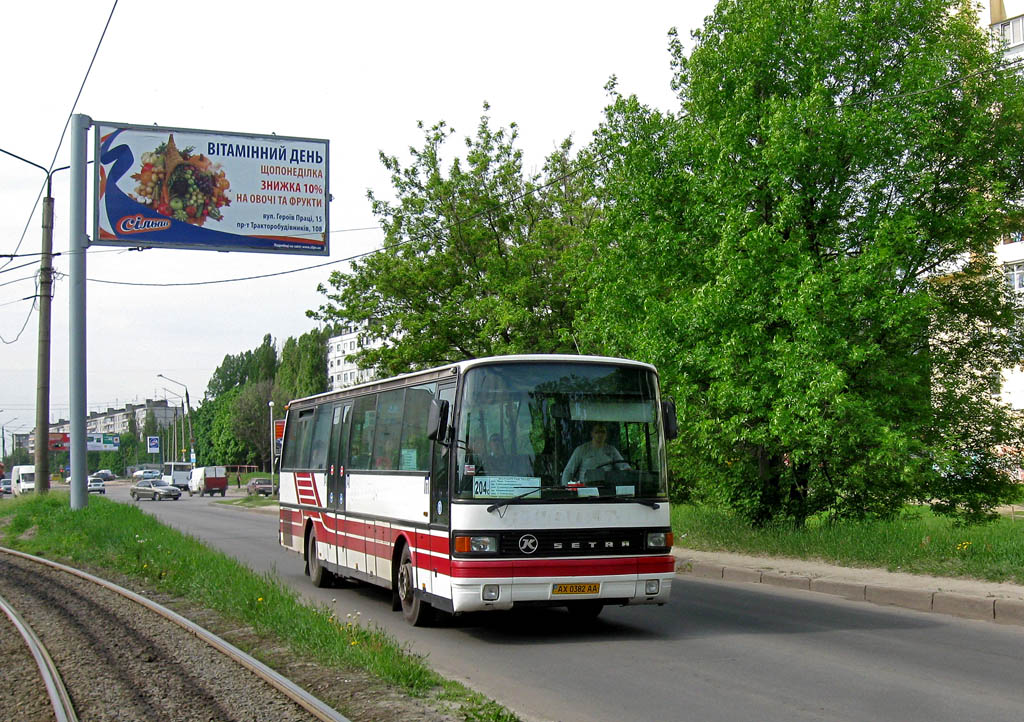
top-left (158, 374), bottom-right (194, 465)
top-left (1, 417), bottom-right (18, 460)
top-left (1, 149), bottom-right (64, 495)
top-left (268, 401), bottom-right (275, 495)
top-left (161, 388), bottom-right (184, 463)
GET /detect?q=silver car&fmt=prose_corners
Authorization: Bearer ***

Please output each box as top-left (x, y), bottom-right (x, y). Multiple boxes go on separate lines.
top-left (130, 479), bottom-right (181, 501)
top-left (87, 475), bottom-right (106, 494)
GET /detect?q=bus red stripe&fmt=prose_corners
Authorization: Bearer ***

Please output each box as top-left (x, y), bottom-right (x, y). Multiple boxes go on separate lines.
top-left (450, 556), bottom-right (671, 578)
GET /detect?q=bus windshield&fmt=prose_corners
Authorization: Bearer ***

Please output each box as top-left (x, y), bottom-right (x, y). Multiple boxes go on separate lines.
top-left (453, 362), bottom-right (667, 502)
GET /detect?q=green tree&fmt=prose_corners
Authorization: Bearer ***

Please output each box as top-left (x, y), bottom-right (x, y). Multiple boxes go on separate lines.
top-left (310, 107), bottom-right (593, 376)
top-left (275, 328), bottom-right (329, 402)
top-left (204, 334), bottom-right (278, 400)
top-left (583, 0), bottom-right (1024, 524)
top-left (234, 379), bottom-right (275, 467)
top-left (250, 333), bottom-right (278, 383)
top-left (193, 387), bottom-right (248, 466)
top-left (141, 410), bottom-right (158, 441)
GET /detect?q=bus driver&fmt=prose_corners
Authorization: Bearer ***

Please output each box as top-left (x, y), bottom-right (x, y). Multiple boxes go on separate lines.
top-left (561, 422), bottom-right (628, 485)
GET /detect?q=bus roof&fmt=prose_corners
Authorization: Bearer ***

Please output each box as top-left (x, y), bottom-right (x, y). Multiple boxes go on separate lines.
top-left (287, 353), bottom-right (659, 409)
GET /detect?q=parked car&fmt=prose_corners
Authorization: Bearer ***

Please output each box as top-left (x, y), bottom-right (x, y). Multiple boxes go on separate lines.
top-left (130, 478), bottom-right (181, 501)
top-left (93, 469), bottom-right (116, 482)
top-left (1, 478), bottom-right (11, 495)
top-left (246, 477), bottom-right (278, 497)
top-left (132, 469), bottom-right (161, 481)
top-left (188, 466), bottom-right (227, 497)
top-left (87, 476), bottom-right (106, 494)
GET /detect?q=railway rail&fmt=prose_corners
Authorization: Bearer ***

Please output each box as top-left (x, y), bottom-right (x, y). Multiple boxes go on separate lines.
top-left (0, 546), bottom-right (351, 722)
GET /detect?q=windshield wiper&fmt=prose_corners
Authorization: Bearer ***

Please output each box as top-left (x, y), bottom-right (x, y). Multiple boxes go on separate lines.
top-left (600, 494), bottom-right (660, 509)
top-left (486, 487), bottom-right (542, 514)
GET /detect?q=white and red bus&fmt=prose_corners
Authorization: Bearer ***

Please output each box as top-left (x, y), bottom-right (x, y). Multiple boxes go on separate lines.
top-left (278, 354), bottom-right (678, 625)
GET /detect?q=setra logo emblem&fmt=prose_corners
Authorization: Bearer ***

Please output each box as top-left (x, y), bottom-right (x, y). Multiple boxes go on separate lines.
top-left (518, 534), bottom-right (539, 555)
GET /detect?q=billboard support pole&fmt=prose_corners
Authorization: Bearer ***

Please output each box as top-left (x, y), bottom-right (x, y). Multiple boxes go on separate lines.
top-left (70, 114), bottom-right (90, 510)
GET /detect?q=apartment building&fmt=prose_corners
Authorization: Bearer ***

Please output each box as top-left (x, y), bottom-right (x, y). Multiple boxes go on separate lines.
top-left (49, 398), bottom-right (181, 437)
top-left (991, 1), bottom-right (1024, 408)
top-left (327, 324), bottom-right (381, 390)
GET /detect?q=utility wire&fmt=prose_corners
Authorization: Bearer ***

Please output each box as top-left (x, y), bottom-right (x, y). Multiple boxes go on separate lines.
top-left (0, 278), bottom-right (38, 345)
top-left (0, 0), bottom-right (118, 347)
top-left (2, 0), bottom-right (118, 267)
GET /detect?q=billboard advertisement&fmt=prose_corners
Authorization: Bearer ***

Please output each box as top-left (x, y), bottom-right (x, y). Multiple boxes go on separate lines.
top-left (87, 434), bottom-right (120, 452)
top-left (147, 436), bottom-right (160, 455)
top-left (93, 122), bottom-right (329, 256)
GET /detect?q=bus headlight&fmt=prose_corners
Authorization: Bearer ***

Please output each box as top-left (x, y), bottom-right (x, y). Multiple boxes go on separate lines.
top-left (645, 579), bottom-right (661, 595)
top-left (455, 535), bottom-right (498, 554)
top-left (482, 584), bottom-right (500, 601)
top-left (646, 531), bottom-right (673, 549)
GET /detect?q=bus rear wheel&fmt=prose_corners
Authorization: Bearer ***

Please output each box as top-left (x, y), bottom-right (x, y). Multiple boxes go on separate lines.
top-left (397, 545), bottom-right (432, 626)
top-left (307, 530), bottom-right (334, 588)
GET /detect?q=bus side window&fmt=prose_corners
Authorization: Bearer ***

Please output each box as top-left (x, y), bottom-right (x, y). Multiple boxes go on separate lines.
top-left (282, 408), bottom-right (314, 470)
top-left (308, 405), bottom-right (333, 471)
top-left (348, 394), bottom-right (377, 470)
top-left (399, 383), bottom-right (436, 471)
top-left (371, 389), bottom-right (405, 470)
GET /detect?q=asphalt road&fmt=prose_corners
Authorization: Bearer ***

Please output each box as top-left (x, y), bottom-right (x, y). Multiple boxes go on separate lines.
top-left (104, 485), bottom-right (1024, 722)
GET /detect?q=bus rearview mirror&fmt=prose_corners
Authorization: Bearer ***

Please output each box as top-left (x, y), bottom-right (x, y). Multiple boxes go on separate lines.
top-left (427, 399), bottom-right (450, 443)
top-left (662, 399), bottom-right (678, 440)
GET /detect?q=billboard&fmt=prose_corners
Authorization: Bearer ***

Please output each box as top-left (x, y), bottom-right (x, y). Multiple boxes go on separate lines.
top-left (147, 436), bottom-right (160, 455)
top-left (93, 122), bottom-right (329, 256)
top-left (87, 434), bottom-right (120, 452)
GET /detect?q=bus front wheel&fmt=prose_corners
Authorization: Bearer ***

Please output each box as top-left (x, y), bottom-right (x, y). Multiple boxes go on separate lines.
top-left (397, 545), bottom-right (432, 626)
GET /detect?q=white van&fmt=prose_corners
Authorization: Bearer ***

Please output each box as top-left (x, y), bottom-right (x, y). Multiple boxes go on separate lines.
top-left (162, 461), bottom-right (193, 491)
top-left (188, 466), bottom-right (227, 497)
top-left (12, 465), bottom-right (36, 496)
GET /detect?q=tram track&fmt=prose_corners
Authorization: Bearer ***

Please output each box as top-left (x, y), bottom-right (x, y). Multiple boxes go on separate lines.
top-left (0, 546), bottom-right (350, 722)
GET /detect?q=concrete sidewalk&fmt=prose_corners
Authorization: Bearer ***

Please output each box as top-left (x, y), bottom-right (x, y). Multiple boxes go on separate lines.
top-left (673, 547), bottom-right (1024, 626)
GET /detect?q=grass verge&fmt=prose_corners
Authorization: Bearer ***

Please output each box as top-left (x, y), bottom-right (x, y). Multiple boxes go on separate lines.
top-left (672, 503), bottom-right (1024, 585)
top-left (217, 495), bottom-right (279, 509)
top-left (0, 492), bottom-right (518, 722)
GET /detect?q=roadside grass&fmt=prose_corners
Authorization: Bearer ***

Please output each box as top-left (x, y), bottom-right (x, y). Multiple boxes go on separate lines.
top-left (0, 493), bottom-right (518, 722)
top-left (217, 495), bottom-right (278, 509)
top-left (672, 503), bottom-right (1024, 585)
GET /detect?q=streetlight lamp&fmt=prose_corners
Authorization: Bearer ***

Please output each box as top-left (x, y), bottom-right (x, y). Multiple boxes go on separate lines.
top-left (157, 374), bottom-right (194, 465)
top-left (268, 401), bottom-right (275, 496)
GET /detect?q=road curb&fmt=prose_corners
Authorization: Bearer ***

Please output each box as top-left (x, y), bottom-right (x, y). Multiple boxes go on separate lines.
top-left (674, 551), bottom-right (1022, 626)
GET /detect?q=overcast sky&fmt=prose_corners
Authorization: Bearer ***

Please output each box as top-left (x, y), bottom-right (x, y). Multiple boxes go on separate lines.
top-left (1, 0), bottom-right (717, 439)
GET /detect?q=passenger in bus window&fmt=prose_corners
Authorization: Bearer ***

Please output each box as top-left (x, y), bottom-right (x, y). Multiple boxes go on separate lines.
top-left (561, 423), bottom-right (628, 485)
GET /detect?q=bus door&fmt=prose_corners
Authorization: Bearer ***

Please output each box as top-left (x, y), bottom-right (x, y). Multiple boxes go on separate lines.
top-left (430, 383), bottom-right (456, 528)
top-left (326, 402), bottom-right (351, 570)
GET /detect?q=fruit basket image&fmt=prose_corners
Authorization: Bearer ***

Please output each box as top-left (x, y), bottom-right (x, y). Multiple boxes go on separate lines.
top-left (130, 134), bottom-right (230, 226)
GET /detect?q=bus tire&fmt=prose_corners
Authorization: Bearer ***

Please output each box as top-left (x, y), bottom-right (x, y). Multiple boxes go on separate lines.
top-left (307, 530), bottom-right (333, 588)
top-left (397, 545), bottom-right (432, 626)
